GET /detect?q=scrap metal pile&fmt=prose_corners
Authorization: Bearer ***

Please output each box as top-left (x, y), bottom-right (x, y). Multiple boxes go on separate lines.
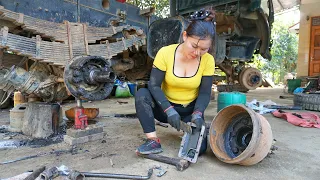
top-left (0, 6), bottom-right (146, 102)
top-left (0, 6), bottom-right (145, 65)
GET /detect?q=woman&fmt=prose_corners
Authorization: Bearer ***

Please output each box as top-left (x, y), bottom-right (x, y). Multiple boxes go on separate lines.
top-left (135, 9), bottom-right (215, 155)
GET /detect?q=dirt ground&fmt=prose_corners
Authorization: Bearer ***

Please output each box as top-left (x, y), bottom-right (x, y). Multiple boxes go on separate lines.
top-left (0, 87), bottom-right (319, 180)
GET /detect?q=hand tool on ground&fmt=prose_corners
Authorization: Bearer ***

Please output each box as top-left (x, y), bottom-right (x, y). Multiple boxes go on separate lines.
top-left (0, 147), bottom-right (79, 165)
top-left (152, 165), bottom-right (167, 177)
top-left (279, 95), bottom-right (294, 99)
top-left (278, 110), bottom-right (304, 118)
top-left (99, 113), bottom-right (137, 118)
top-left (24, 166), bottom-right (46, 180)
top-left (264, 105), bottom-right (302, 110)
top-left (137, 153), bottom-right (190, 171)
top-left (79, 168), bottom-right (153, 179)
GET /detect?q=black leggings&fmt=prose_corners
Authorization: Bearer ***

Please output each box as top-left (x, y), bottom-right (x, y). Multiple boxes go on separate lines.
top-left (135, 88), bottom-right (197, 133)
top-left (135, 88), bottom-right (207, 154)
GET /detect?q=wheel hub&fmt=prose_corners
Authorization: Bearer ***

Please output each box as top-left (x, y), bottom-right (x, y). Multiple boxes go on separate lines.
top-left (224, 112), bottom-right (253, 158)
top-left (64, 56), bottom-right (116, 101)
top-left (239, 67), bottom-right (262, 90)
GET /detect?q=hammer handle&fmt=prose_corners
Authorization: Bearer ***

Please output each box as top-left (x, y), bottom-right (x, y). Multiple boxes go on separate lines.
top-left (140, 154), bottom-right (190, 171)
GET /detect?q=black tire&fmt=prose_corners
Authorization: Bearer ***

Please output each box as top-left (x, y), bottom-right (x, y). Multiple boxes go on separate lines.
top-left (217, 84), bottom-right (249, 93)
top-left (0, 90), bottom-right (11, 109)
top-left (293, 93), bottom-right (320, 111)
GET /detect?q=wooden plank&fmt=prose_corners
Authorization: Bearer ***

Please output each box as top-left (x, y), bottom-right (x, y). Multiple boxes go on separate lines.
top-left (105, 41), bottom-right (111, 59)
top-left (36, 35), bottom-right (41, 58)
top-left (18, 13), bottom-right (24, 24)
top-left (112, 26), bottom-right (117, 34)
top-left (1, 26), bottom-right (8, 46)
top-left (121, 37), bottom-right (127, 50)
top-left (65, 21), bottom-right (73, 61)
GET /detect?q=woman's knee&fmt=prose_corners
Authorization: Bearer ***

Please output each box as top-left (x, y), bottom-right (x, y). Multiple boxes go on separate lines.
top-left (135, 88), bottom-right (153, 106)
top-left (135, 88), bottom-right (151, 98)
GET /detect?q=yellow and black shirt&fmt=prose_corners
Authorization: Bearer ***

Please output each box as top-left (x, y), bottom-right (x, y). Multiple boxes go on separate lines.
top-left (153, 44), bottom-right (215, 105)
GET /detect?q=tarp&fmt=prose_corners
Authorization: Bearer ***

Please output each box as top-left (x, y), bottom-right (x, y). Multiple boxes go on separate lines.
top-left (272, 110), bottom-right (320, 128)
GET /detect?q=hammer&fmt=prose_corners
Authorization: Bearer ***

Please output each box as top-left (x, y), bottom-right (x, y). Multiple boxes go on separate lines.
top-left (138, 153), bottom-right (190, 171)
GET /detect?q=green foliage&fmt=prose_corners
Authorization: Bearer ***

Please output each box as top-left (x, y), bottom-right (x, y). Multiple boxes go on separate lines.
top-left (126, 0), bottom-right (169, 18)
top-left (260, 20), bottom-right (298, 84)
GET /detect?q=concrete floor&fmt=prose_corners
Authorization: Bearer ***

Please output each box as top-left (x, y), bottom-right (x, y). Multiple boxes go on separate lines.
top-left (0, 87), bottom-right (319, 180)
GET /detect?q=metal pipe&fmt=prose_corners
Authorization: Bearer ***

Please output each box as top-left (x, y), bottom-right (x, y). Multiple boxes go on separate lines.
top-left (93, 71), bottom-right (116, 83)
top-left (40, 167), bottom-right (59, 180)
top-left (81, 168), bottom-right (153, 180)
top-left (24, 166), bottom-right (46, 180)
top-left (68, 170), bottom-right (85, 180)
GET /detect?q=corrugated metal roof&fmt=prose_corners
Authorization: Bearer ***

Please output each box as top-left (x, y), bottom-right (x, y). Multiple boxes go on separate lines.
top-left (273, 0), bottom-right (300, 13)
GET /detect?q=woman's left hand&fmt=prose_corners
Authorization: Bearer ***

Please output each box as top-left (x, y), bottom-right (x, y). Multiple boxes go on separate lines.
top-left (191, 112), bottom-right (204, 132)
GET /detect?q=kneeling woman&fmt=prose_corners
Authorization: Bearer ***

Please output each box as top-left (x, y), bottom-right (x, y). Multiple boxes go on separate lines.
top-left (135, 9), bottom-right (215, 155)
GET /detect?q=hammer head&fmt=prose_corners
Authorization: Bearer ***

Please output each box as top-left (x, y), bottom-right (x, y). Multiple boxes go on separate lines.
top-left (176, 159), bottom-right (191, 171)
top-left (137, 153), bottom-right (190, 171)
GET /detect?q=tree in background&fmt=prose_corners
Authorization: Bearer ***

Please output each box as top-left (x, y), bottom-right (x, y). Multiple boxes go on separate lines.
top-left (126, 0), bottom-right (169, 18)
top-left (260, 20), bottom-right (298, 84)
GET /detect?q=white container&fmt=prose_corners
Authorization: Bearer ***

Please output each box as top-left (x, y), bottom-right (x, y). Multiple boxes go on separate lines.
top-left (9, 103), bottom-right (28, 132)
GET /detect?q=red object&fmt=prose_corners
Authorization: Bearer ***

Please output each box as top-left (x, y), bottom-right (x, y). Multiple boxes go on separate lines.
top-left (74, 107), bottom-right (88, 129)
top-left (272, 110), bottom-right (320, 128)
top-left (116, 0), bottom-right (126, 3)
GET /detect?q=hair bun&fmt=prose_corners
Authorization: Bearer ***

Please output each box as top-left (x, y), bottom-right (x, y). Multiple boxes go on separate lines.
top-left (190, 8), bottom-right (215, 22)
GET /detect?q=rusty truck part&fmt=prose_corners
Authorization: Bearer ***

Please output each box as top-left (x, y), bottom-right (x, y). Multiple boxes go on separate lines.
top-left (64, 56), bottom-right (115, 100)
top-left (68, 170), bottom-right (85, 180)
top-left (40, 167), bottom-right (59, 180)
top-left (209, 105), bottom-right (273, 165)
top-left (178, 122), bottom-right (206, 163)
top-left (0, 68), bottom-right (14, 107)
top-left (0, 4), bottom-right (148, 102)
top-left (0, 15), bottom-right (144, 66)
top-left (80, 168), bottom-right (153, 180)
top-left (239, 67), bottom-right (263, 90)
top-left (24, 166), bottom-right (46, 180)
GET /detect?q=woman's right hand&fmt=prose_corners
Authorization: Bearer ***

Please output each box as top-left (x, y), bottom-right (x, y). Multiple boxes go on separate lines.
top-left (165, 107), bottom-right (181, 131)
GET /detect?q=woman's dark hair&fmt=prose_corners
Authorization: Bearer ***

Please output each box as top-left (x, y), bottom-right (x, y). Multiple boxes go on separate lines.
top-left (186, 9), bottom-right (216, 40)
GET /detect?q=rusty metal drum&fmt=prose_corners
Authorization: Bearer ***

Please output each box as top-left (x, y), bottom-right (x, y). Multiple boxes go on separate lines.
top-left (209, 104), bottom-right (273, 165)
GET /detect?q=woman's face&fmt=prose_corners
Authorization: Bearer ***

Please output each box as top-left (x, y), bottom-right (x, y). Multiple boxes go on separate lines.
top-left (182, 32), bottom-right (212, 60)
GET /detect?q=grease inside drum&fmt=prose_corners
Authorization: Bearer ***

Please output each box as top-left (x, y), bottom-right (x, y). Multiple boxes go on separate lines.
top-left (224, 112), bottom-right (253, 158)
